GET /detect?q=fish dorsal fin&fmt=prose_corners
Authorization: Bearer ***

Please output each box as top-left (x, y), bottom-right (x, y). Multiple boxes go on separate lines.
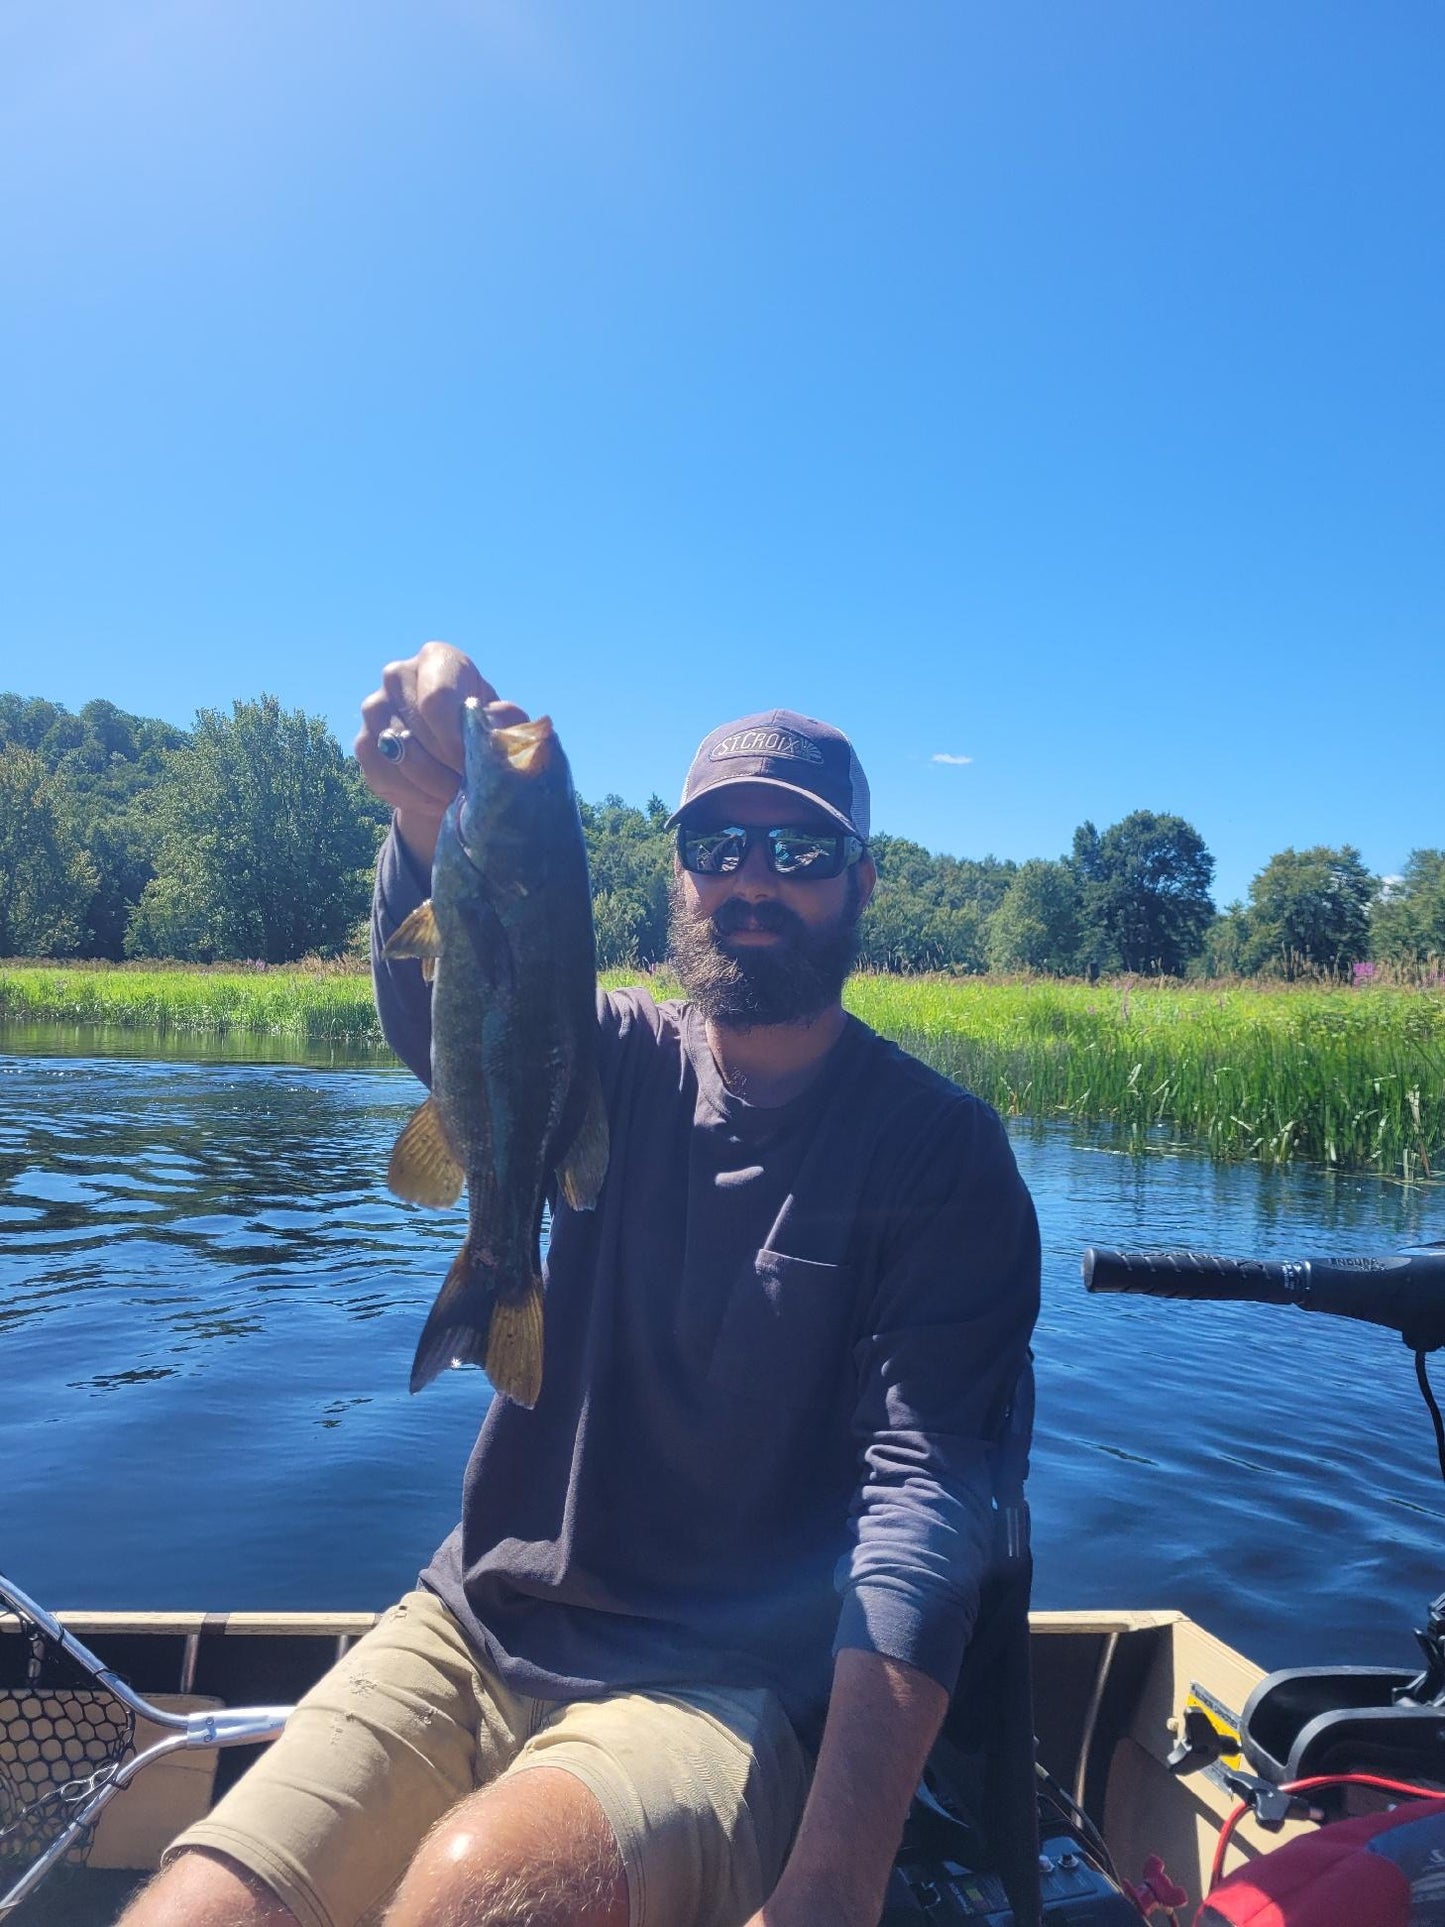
top-left (383, 900), bottom-right (442, 963)
top-left (556, 1067), bottom-right (609, 1213)
top-left (387, 1096), bottom-right (465, 1208)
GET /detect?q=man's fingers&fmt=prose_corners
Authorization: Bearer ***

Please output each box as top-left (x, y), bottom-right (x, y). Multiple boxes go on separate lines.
top-left (356, 689), bottom-right (463, 813)
top-left (382, 643), bottom-right (494, 772)
top-left (357, 646), bottom-right (530, 824)
top-left (356, 727), bottom-right (461, 810)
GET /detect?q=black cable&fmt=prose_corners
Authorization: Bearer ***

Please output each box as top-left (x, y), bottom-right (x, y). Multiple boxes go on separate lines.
top-left (1035, 1763), bottom-right (1121, 1886)
top-left (1415, 1350), bottom-right (1445, 1489)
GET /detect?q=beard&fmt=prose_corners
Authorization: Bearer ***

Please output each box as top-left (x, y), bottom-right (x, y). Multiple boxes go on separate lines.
top-left (667, 871), bottom-right (863, 1028)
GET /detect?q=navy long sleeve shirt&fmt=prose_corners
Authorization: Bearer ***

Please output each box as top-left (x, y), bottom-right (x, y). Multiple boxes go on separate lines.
top-left (373, 827), bottom-right (1040, 1745)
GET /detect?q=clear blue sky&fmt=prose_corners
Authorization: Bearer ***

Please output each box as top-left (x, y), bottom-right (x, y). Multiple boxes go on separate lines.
top-left (3, 1), bottom-right (1440, 906)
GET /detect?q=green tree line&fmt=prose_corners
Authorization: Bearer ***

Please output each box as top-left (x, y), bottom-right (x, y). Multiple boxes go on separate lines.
top-left (2, 691), bottom-right (1443, 977)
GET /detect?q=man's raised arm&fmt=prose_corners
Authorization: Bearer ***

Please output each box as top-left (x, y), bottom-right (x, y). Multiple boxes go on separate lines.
top-left (355, 642), bottom-right (530, 1080)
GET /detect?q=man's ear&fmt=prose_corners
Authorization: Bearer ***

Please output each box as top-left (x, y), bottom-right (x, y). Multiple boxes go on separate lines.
top-left (855, 853), bottom-right (878, 914)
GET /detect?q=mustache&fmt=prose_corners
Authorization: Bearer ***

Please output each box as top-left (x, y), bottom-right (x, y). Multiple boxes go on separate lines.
top-left (709, 898), bottom-right (805, 940)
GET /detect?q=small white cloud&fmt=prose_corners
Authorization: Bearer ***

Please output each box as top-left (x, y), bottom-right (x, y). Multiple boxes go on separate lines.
top-left (931, 752), bottom-right (973, 766)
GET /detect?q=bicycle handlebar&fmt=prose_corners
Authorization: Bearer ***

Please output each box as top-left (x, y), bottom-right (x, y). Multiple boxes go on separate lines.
top-left (1083, 1245), bottom-right (1445, 1350)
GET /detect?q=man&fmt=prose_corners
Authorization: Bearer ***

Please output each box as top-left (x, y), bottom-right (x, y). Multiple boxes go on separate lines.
top-left (124, 642), bottom-right (1039, 1927)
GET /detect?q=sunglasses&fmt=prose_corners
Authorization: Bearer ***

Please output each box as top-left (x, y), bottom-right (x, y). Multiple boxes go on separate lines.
top-left (677, 824), bottom-right (866, 880)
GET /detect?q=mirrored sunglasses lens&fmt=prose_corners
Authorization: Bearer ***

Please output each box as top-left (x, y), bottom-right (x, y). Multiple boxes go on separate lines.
top-left (684, 832), bottom-right (746, 874)
top-left (770, 832), bottom-right (841, 876)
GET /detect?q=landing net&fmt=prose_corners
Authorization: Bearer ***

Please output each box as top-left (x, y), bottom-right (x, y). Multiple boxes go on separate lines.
top-left (0, 1606), bottom-right (133, 1875)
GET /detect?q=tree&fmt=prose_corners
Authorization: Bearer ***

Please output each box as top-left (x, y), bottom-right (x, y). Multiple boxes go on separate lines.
top-left (1071, 812), bottom-right (1215, 975)
top-left (126, 696), bottom-right (386, 962)
top-left (986, 860), bottom-right (1082, 974)
top-left (1372, 850), bottom-right (1445, 968)
top-left (1197, 904), bottom-right (1253, 978)
top-left (579, 793), bottom-right (673, 967)
top-left (859, 836), bottom-right (1016, 973)
top-left (1243, 845), bottom-right (1375, 978)
top-left (0, 744), bottom-right (98, 955)
top-left (0, 692), bottom-right (190, 957)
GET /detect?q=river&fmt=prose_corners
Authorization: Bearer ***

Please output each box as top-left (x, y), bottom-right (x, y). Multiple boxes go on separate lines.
top-left (2, 1026), bottom-right (1440, 1681)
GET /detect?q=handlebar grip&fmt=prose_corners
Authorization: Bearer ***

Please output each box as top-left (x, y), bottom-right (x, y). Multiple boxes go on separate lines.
top-left (1083, 1248), bottom-right (1297, 1305)
top-left (1083, 1245), bottom-right (1445, 1349)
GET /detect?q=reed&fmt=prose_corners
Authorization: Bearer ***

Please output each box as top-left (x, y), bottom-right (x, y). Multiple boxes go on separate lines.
top-left (842, 974), bottom-right (1445, 1180)
top-left (0, 959), bottom-right (383, 1041)
top-left (3, 962), bottom-right (1441, 1177)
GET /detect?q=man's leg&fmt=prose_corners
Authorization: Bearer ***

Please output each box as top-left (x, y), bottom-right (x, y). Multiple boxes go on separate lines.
top-left (387, 1683), bottom-right (810, 1927)
top-left (119, 1591), bottom-right (512, 1927)
top-left (118, 1844), bottom-right (304, 1927)
top-left (384, 1767), bottom-right (627, 1927)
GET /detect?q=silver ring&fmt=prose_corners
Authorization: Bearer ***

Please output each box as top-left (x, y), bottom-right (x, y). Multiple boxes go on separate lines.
top-left (378, 728), bottom-right (409, 764)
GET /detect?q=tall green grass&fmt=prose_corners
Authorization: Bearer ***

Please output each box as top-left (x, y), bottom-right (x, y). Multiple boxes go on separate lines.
top-left (0, 959), bottom-right (383, 1041)
top-left (3, 962), bottom-right (1441, 1177)
top-left (842, 974), bottom-right (1445, 1179)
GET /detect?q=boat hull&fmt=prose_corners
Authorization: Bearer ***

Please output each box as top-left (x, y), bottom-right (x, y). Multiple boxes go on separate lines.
top-left (2, 1606), bottom-right (1311, 1925)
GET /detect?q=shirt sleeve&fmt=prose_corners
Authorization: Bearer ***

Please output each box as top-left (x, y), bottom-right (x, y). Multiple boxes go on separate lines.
top-left (370, 820), bottom-right (435, 1086)
top-left (832, 1097), bottom-right (1040, 1695)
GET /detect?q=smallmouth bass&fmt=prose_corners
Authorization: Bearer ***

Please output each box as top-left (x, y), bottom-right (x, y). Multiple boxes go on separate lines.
top-left (383, 703), bottom-right (608, 1404)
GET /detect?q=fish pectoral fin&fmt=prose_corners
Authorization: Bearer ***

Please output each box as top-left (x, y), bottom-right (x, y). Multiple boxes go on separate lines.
top-left (382, 900), bottom-right (443, 963)
top-left (485, 1280), bottom-right (544, 1408)
top-left (556, 1069), bottom-right (610, 1213)
top-left (387, 1097), bottom-right (465, 1207)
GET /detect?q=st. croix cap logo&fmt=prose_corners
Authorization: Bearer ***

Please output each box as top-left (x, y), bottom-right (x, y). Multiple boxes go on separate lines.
top-left (708, 726), bottom-right (824, 766)
top-left (666, 708), bottom-right (870, 840)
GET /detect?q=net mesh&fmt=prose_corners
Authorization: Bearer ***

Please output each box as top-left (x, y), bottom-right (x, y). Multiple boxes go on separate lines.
top-left (0, 1614), bottom-right (134, 1874)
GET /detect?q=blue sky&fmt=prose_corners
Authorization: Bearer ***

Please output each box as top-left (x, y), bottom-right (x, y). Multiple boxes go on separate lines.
top-left (3, 1), bottom-right (1440, 907)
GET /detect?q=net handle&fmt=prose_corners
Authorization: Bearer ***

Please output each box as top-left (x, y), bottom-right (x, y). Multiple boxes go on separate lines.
top-left (0, 1570), bottom-right (293, 1920)
top-left (0, 1572), bottom-right (292, 1736)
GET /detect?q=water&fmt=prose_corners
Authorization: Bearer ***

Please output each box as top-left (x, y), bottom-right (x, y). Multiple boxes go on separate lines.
top-left (2, 1026), bottom-right (1441, 1684)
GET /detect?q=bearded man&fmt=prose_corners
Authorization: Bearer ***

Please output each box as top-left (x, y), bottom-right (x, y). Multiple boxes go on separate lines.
top-left (124, 643), bottom-right (1039, 1927)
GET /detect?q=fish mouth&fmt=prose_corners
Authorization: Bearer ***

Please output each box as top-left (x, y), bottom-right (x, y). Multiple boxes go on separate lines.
top-left (490, 717), bottom-right (555, 776)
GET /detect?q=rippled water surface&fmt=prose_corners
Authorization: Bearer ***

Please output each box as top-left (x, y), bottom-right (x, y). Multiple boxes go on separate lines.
top-left (3, 1026), bottom-right (1441, 1681)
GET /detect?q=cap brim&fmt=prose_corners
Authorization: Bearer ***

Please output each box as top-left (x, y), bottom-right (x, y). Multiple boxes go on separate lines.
top-left (665, 775), bottom-right (860, 837)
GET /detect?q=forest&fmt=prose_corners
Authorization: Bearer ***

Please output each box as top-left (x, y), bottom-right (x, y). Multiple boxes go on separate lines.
top-left (3, 691), bottom-right (1442, 978)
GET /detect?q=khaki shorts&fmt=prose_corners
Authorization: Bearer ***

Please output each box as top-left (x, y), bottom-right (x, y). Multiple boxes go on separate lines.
top-left (168, 1589), bottom-right (810, 1927)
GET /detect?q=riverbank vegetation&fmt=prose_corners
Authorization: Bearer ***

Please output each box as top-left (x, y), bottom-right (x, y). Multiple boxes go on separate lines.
top-left (843, 975), bottom-right (1444, 1180)
top-left (4, 691), bottom-right (1445, 980)
top-left (2, 961), bottom-right (1440, 1179)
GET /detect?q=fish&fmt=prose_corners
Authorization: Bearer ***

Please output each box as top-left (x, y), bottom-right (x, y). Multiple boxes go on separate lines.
top-left (381, 702), bottom-right (609, 1404)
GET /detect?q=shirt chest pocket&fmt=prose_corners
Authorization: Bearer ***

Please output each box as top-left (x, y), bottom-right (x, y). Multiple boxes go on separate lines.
top-left (707, 1249), bottom-right (855, 1413)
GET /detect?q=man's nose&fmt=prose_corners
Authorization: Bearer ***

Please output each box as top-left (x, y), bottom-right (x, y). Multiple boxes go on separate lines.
top-left (729, 836), bottom-right (776, 894)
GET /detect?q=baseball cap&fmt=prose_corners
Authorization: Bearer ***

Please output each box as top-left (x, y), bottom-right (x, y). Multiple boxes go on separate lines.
top-left (666, 710), bottom-right (870, 840)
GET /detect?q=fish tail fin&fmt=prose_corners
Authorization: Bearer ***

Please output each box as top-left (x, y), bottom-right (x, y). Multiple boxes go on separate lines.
top-left (409, 1240), bottom-right (544, 1409)
top-left (409, 1238), bottom-right (495, 1393)
top-left (484, 1277), bottom-right (544, 1409)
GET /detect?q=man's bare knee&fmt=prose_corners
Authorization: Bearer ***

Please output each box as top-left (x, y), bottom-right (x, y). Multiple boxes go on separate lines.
top-left (117, 1844), bottom-right (302, 1927)
top-left (384, 1766), bottom-right (628, 1927)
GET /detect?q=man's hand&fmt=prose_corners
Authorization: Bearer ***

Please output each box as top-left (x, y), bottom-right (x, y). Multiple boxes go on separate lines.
top-left (743, 1648), bottom-right (948, 1927)
top-left (355, 642), bottom-right (527, 870)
